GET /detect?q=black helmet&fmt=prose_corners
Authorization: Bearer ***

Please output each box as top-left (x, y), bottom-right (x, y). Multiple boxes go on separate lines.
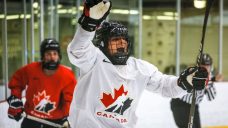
top-left (93, 21), bottom-right (131, 65)
top-left (40, 38), bottom-right (61, 60)
top-left (40, 38), bottom-right (61, 70)
top-left (200, 53), bottom-right (212, 65)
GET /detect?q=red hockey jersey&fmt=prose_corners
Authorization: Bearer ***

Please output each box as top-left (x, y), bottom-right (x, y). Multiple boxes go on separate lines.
top-left (8, 62), bottom-right (77, 119)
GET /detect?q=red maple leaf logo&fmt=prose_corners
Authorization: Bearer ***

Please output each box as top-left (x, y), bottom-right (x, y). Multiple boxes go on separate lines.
top-left (33, 90), bottom-right (56, 115)
top-left (33, 90), bottom-right (50, 106)
top-left (100, 85), bottom-right (128, 108)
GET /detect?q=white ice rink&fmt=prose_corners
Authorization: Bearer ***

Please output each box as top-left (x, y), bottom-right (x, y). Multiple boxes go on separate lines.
top-left (0, 82), bottom-right (228, 128)
top-left (136, 82), bottom-right (228, 128)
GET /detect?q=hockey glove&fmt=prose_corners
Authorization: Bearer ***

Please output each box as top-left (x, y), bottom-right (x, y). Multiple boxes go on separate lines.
top-left (7, 95), bottom-right (24, 121)
top-left (178, 66), bottom-right (209, 93)
top-left (78, 0), bottom-right (112, 32)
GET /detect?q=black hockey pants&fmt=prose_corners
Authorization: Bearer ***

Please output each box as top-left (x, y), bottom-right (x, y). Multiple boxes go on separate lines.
top-left (21, 117), bottom-right (63, 128)
top-left (170, 98), bottom-right (201, 128)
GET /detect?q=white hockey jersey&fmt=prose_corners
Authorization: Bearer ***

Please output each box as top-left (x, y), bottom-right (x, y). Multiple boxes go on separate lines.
top-left (67, 27), bottom-right (186, 128)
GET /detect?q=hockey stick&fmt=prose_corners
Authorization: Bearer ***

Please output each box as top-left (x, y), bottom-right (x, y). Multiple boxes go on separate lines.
top-left (188, 0), bottom-right (215, 128)
top-left (22, 113), bottom-right (65, 128)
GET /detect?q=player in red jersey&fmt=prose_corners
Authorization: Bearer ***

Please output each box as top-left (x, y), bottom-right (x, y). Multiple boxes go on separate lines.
top-left (7, 38), bottom-right (77, 128)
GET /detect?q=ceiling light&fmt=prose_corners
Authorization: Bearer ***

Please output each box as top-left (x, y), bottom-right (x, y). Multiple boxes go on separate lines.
top-left (143, 15), bottom-right (152, 20)
top-left (33, 2), bottom-right (38, 8)
top-left (0, 15), bottom-right (4, 19)
top-left (58, 9), bottom-right (67, 14)
top-left (156, 16), bottom-right (176, 20)
top-left (58, 4), bottom-right (63, 9)
top-left (163, 12), bottom-right (177, 16)
top-left (6, 15), bottom-right (20, 20)
top-left (194, 0), bottom-right (206, 9)
top-left (20, 14), bottom-right (31, 19)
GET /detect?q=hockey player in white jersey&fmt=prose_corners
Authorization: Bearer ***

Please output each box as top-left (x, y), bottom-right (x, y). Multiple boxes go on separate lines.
top-left (67, 0), bottom-right (209, 127)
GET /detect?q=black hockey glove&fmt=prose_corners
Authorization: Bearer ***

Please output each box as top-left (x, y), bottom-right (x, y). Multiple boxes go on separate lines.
top-left (178, 66), bottom-right (209, 93)
top-left (78, 0), bottom-right (112, 32)
top-left (7, 95), bottom-right (24, 121)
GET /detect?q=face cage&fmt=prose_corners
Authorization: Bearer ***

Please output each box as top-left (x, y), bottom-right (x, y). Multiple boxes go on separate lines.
top-left (103, 38), bottom-right (130, 65)
top-left (95, 22), bottom-right (131, 65)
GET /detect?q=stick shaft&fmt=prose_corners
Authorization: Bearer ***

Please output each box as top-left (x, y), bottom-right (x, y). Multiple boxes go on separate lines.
top-left (188, 0), bottom-right (215, 128)
top-left (22, 113), bottom-right (64, 128)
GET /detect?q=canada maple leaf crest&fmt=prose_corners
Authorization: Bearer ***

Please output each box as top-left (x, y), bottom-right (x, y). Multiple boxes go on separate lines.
top-left (33, 90), bottom-right (56, 115)
top-left (100, 85), bottom-right (133, 115)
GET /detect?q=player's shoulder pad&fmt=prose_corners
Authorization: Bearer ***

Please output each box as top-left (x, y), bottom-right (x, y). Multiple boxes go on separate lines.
top-left (127, 57), bottom-right (158, 76)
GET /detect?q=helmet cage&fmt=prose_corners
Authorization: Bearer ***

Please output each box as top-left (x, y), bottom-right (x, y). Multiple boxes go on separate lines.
top-left (93, 21), bottom-right (131, 65)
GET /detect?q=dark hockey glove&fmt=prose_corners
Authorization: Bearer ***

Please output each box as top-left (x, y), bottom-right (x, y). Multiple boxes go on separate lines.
top-left (178, 66), bottom-right (209, 93)
top-left (78, 0), bottom-right (112, 32)
top-left (7, 95), bottom-right (24, 121)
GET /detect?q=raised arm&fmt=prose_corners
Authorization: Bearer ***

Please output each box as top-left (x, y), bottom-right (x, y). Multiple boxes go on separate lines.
top-left (67, 0), bottom-right (111, 74)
